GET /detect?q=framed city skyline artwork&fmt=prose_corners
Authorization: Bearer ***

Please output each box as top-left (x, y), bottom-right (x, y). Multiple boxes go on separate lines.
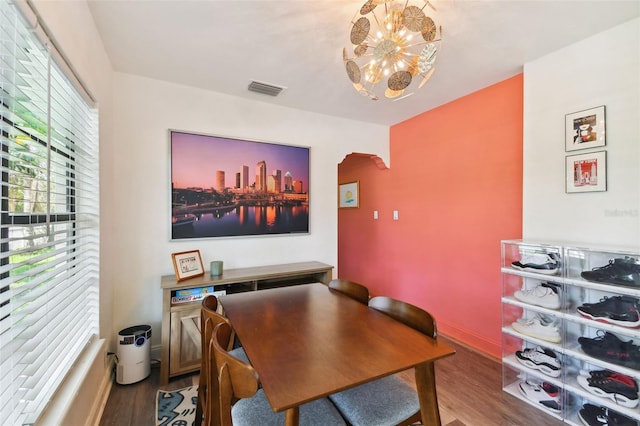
top-left (170, 130), bottom-right (310, 240)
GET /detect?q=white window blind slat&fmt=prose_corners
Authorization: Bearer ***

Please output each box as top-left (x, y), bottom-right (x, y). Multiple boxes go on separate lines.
top-left (23, 337), bottom-right (95, 418)
top-left (21, 302), bottom-right (95, 381)
top-left (10, 271), bottom-right (93, 339)
top-left (0, 2), bottom-right (99, 424)
top-left (0, 234), bottom-right (87, 290)
top-left (24, 302), bottom-right (96, 375)
top-left (9, 264), bottom-right (96, 325)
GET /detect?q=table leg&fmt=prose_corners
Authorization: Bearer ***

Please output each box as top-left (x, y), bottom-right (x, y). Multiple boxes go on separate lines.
top-left (415, 362), bottom-right (441, 426)
top-left (284, 406), bottom-right (300, 426)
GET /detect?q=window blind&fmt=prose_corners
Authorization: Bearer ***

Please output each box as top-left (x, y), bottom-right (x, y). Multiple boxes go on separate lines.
top-left (0, 2), bottom-right (100, 425)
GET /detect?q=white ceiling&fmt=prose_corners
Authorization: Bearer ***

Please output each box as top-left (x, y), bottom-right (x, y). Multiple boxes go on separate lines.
top-left (87, 0), bottom-right (640, 126)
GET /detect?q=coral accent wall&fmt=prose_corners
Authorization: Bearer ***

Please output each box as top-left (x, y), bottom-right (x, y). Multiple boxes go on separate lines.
top-left (338, 75), bottom-right (523, 358)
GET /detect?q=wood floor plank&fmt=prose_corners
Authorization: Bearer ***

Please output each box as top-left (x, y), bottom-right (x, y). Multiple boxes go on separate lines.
top-left (443, 421), bottom-right (468, 426)
top-left (99, 363), bottom-right (194, 426)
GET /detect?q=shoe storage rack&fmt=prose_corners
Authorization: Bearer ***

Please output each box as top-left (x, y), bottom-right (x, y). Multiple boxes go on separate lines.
top-left (501, 240), bottom-right (640, 425)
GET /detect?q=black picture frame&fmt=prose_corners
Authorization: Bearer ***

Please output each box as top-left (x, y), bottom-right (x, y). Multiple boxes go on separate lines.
top-left (565, 105), bottom-right (606, 152)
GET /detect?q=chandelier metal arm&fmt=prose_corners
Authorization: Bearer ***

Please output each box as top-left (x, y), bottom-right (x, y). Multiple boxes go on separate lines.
top-left (344, 0), bottom-right (442, 100)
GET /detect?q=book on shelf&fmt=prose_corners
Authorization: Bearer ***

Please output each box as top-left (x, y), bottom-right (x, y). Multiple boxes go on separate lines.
top-left (171, 286), bottom-right (226, 304)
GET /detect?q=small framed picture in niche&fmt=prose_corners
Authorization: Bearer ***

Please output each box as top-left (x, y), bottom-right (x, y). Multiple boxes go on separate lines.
top-left (338, 181), bottom-right (359, 208)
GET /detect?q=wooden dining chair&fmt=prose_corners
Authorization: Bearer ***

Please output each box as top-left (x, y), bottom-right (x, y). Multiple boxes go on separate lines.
top-left (328, 279), bottom-right (370, 305)
top-left (211, 321), bottom-right (348, 426)
top-left (329, 296), bottom-right (438, 426)
top-left (196, 296), bottom-right (250, 426)
top-left (368, 296), bottom-right (437, 339)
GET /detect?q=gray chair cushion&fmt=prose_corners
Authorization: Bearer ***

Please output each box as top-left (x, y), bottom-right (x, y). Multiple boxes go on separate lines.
top-left (329, 374), bottom-right (420, 426)
top-left (232, 389), bottom-right (347, 426)
top-left (229, 347), bottom-right (249, 364)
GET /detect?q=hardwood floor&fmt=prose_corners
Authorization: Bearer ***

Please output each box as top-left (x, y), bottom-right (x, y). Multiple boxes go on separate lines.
top-left (98, 361), bottom-right (192, 426)
top-left (99, 336), bottom-right (563, 426)
top-left (413, 337), bottom-right (562, 426)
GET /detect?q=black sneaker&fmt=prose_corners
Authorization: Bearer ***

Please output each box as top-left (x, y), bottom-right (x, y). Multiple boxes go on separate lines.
top-left (577, 370), bottom-right (639, 408)
top-left (578, 403), bottom-right (637, 426)
top-left (577, 296), bottom-right (640, 328)
top-left (582, 257), bottom-right (640, 288)
top-left (578, 331), bottom-right (640, 370)
top-left (512, 252), bottom-right (561, 275)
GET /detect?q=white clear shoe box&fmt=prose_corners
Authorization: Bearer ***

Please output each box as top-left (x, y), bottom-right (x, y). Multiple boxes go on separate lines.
top-left (501, 240), bottom-right (640, 424)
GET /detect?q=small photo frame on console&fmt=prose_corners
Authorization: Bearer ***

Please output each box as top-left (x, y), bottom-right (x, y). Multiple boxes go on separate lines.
top-left (171, 249), bottom-right (205, 281)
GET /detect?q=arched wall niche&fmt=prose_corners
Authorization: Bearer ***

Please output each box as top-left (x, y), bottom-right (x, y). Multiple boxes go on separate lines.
top-left (337, 150), bottom-right (391, 303)
top-left (338, 152), bottom-right (388, 171)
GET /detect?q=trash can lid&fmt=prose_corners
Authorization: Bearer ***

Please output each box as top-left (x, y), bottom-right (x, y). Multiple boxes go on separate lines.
top-left (119, 325), bottom-right (151, 336)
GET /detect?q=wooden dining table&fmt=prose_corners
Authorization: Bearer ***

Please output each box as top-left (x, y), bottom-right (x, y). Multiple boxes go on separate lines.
top-left (219, 283), bottom-right (456, 426)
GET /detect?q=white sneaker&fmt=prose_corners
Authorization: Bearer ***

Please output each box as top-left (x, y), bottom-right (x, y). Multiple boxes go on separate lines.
top-left (512, 315), bottom-right (561, 343)
top-left (514, 284), bottom-right (561, 309)
top-left (512, 252), bottom-right (560, 275)
top-left (518, 380), bottom-right (562, 413)
top-left (515, 346), bottom-right (562, 377)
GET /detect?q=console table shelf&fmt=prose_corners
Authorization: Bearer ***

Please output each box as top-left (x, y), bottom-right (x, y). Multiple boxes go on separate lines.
top-left (159, 261), bottom-right (333, 384)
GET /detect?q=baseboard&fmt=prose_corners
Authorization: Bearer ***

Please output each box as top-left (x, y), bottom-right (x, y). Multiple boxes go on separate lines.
top-left (88, 357), bottom-right (115, 426)
top-left (151, 343), bottom-right (162, 365)
top-left (437, 320), bottom-right (501, 360)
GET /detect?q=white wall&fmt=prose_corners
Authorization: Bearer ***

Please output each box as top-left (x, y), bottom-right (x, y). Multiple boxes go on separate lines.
top-left (110, 73), bottom-right (389, 348)
top-left (523, 18), bottom-right (640, 250)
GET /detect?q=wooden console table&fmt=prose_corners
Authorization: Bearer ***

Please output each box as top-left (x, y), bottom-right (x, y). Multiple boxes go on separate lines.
top-left (159, 261), bottom-right (333, 385)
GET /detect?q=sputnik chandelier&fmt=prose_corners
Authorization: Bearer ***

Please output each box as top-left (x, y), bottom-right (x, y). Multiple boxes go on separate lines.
top-left (343, 0), bottom-right (442, 101)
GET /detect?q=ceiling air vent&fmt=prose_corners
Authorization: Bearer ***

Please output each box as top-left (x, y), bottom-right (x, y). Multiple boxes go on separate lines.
top-left (248, 80), bottom-right (286, 97)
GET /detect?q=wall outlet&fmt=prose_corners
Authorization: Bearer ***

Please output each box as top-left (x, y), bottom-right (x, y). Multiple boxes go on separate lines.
top-left (393, 210), bottom-right (399, 220)
top-left (373, 210), bottom-right (378, 220)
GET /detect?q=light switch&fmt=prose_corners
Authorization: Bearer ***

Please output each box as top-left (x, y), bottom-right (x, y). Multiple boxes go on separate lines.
top-left (373, 210), bottom-right (379, 220)
top-left (393, 210), bottom-right (399, 220)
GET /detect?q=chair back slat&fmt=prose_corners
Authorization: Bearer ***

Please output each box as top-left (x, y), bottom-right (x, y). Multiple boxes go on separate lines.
top-left (199, 296), bottom-right (232, 426)
top-left (368, 296), bottom-right (437, 338)
top-left (212, 322), bottom-right (260, 399)
top-left (328, 279), bottom-right (370, 305)
top-left (202, 293), bottom-right (218, 312)
top-left (217, 363), bottom-right (234, 426)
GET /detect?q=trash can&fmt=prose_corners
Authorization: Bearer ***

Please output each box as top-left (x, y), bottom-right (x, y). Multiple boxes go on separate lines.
top-left (116, 325), bottom-right (151, 384)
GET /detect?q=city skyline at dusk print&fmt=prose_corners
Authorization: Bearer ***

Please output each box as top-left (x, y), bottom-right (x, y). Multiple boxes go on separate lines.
top-left (170, 130), bottom-right (310, 239)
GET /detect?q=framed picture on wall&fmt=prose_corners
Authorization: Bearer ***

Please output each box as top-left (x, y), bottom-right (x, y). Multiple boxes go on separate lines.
top-left (565, 105), bottom-right (606, 152)
top-left (171, 249), bottom-right (205, 281)
top-left (338, 181), bottom-right (359, 208)
top-left (566, 150), bottom-right (607, 193)
top-left (170, 130), bottom-right (310, 240)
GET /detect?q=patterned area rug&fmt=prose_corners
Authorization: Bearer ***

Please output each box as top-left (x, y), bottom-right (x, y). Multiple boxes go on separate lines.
top-left (156, 386), bottom-right (197, 426)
